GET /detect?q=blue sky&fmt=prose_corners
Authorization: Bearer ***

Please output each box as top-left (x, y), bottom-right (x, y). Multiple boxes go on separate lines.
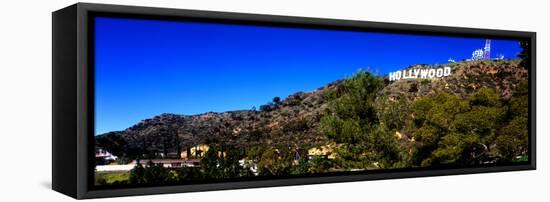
top-left (94, 16), bottom-right (522, 135)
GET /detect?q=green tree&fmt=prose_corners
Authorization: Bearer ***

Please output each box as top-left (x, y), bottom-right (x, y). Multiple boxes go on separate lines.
top-left (142, 161), bottom-right (172, 184)
top-left (201, 145), bottom-right (221, 178)
top-left (495, 116), bottom-right (528, 161)
top-left (247, 146), bottom-right (295, 176)
top-left (495, 81), bottom-right (529, 162)
top-left (409, 91), bottom-right (468, 166)
top-left (273, 96), bottom-right (281, 104)
top-left (376, 95), bottom-right (410, 131)
top-left (128, 160), bottom-right (173, 185)
top-left (200, 144), bottom-right (245, 179)
top-left (290, 158), bottom-right (311, 175)
top-left (320, 70), bottom-right (407, 169)
top-left (218, 145), bottom-right (244, 178)
top-left (410, 87), bottom-right (508, 167)
top-left (129, 161), bottom-right (145, 184)
top-left (308, 156), bottom-right (333, 173)
top-left (173, 167), bottom-right (204, 182)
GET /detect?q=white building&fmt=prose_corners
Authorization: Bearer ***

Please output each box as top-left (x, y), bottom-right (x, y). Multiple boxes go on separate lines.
top-left (95, 148), bottom-right (118, 161)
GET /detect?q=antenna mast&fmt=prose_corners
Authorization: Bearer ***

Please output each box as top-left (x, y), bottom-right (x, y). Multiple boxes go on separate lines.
top-left (483, 39), bottom-right (491, 60)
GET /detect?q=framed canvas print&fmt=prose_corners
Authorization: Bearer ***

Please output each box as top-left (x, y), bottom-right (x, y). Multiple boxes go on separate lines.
top-left (52, 3), bottom-right (536, 199)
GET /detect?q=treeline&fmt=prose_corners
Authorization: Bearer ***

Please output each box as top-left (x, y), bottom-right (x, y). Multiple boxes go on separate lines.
top-left (97, 144), bottom-right (334, 186)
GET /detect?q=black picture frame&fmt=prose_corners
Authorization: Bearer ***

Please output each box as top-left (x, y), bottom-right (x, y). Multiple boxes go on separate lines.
top-left (52, 2), bottom-right (536, 199)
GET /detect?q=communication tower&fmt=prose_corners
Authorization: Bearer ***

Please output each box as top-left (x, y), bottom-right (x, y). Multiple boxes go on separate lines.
top-left (483, 39), bottom-right (491, 60)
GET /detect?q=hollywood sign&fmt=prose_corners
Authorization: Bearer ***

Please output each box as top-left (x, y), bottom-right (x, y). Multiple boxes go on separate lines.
top-left (389, 66), bottom-right (452, 81)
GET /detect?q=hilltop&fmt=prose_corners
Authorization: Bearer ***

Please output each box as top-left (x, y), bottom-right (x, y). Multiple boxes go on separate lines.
top-left (380, 60), bottom-right (527, 101)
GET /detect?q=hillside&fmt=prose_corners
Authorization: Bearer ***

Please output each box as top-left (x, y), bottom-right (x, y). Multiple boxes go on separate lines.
top-left (380, 60), bottom-right (527, 101)
top-left (96, 80), bottom-right (342, 158)
top-left (96, 59), bottom-right (528, 160)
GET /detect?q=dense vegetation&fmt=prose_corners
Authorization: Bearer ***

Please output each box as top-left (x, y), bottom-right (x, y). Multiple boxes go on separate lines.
top-left (320, 71), bottom-right (408, 169)
top-left (96, 144), bottom-right (336, 185)
top-left (319, 69), bottom-right (528, 170)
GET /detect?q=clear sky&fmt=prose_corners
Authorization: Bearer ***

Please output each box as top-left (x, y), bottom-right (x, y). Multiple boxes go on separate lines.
top-left (94, 16), bottom-right (522, 135)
